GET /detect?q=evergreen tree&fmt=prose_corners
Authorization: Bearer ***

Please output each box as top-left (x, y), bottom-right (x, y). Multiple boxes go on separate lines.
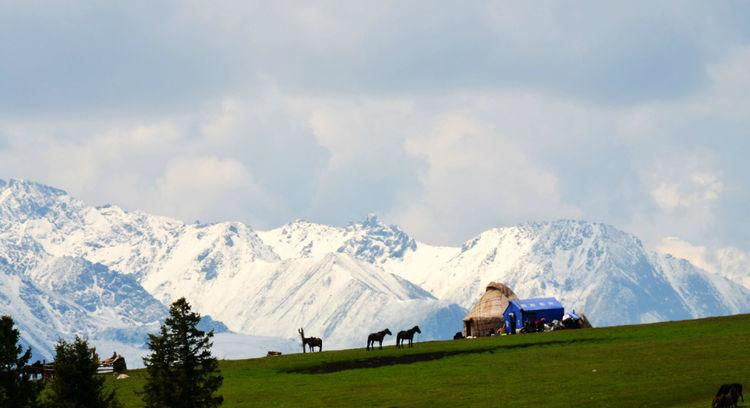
top-left (143, 297), bottom-right (223, 408)
top-left (0, 315), bottom-right (40, 408)
top-left (41, 336), bottom-right (120, 408)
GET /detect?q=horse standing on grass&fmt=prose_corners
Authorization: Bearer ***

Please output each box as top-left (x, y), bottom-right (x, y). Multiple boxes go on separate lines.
top-left (298, 328), bottom-right (323, 353)
top-left (713, 383), bottom-right (743, 408)
top-left (366, 329), bottom-right (392, 350)
top-left (396, 326), bottom-right (421, 349)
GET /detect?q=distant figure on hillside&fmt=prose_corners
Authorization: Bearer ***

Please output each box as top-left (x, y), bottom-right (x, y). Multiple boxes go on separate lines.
top-left (366, 328), bottom-right (392, 350)
top-left (298, 328), bottom-right (323, 353)
top-left (509, 312), bottom-right (517, 335)
top-left (396, 326), bottom-right (421, 349)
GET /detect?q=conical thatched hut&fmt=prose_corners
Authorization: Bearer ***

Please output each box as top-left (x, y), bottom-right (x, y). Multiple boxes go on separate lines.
top-left (463, 282), bottom-right (518, 337)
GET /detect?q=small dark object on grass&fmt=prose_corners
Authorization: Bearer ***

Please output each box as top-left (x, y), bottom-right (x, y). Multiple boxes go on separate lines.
top-left (453, 332), bottom-right (464, 340)
top-left (266, 351), bottom-right (282, 357)
top-left (713, 383), bottom-right (743, 408)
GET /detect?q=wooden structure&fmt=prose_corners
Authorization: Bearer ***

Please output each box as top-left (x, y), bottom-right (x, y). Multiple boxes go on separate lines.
top-left (462, 282), bottom-right (518, 337)
top-left (21, 361), bottom-right (54, 381)
top-left (99, 352), bottom-right (127, 374)
top-left (23, 351), bottom-right (127, 381)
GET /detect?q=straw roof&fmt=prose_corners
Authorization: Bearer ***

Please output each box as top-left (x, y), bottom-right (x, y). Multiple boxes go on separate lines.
top-left (462, 282), bottom-right (518, 336)
top-left (463, 282), bottom-right (518, 321)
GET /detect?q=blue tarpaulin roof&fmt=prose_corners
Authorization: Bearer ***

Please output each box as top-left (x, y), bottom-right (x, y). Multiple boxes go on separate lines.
top-left (514, 298), bottom-right (563, 311)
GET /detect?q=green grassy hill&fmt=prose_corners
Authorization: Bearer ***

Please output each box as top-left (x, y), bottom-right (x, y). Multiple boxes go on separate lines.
top-left (110, 314), bottom-right (749, 408)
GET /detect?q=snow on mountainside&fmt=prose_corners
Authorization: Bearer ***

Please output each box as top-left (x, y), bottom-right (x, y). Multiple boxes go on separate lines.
top-left (1, 179), bottom-right (749, 359)
top-left (0, 251), bottom-right (164, 362)
top-left (387, 220), bottom-right (750, 326)
top-left (0, 180), bottom-right (464, 354)
top-left (652, 253), bottom-right (750, 318)
top-left (0, 244), bottom-right (298, 366)
top-left (258, 214), bottom-right (419, 264)
top-left (201, 253), bottom-right (464, 348)
top-left (0, 180), bottom-right (304, 363)
top-left (260, 216), bottom-right (750, 327)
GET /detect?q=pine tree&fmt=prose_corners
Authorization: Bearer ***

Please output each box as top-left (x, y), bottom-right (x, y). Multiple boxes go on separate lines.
top-left (143, 297), bottom-right (223, 408)
top-left (41, 336), bottom-right (120, 408)
top-left (0, 315), bottom-right (40, 408)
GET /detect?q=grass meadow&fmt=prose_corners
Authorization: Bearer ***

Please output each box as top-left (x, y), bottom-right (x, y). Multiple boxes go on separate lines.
top-left (109, 314), bottom-right (750, 407)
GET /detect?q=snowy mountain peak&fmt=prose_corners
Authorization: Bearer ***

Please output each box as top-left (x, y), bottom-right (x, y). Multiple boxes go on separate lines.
top-left (3, 178), bottom-right (68, 196)
top-left (0, 179), bottom-right (80, 223)
top-left (360, 213), bottom-right (381, 228)
top-left (339, 214), bottom-right (418, 263)
top-left (257, 214), bottom-right (418, 263)
top-left (257, 219), bottom-right (345, 259)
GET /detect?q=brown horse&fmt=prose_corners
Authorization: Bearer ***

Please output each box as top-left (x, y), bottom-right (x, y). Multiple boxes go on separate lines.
top-left (396, 326), bottom-right (421, 349)
top-left (298, 328), bottom-right (323, 353)
top-left (366, 329), bottom-right (392, 350)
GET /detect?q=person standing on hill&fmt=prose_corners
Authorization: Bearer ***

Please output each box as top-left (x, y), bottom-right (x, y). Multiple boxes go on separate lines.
top-left (509, 313), bottom-right (517, 335)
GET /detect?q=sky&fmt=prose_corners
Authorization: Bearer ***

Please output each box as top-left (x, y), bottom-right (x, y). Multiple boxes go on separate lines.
top-left (1, 1), bottom-right (750, 276)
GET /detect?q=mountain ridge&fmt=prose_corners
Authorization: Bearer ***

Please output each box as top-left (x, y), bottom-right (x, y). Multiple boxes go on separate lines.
top-left (1, 178), bottom-right (749, 362)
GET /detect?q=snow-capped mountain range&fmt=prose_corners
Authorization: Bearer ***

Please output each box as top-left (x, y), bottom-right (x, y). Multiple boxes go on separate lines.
top-left (1, 179), bottom-right (749, 363)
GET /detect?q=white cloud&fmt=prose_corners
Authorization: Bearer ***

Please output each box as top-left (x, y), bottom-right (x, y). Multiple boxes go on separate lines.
top-left (618, 151), bottom-right (726, 250)
top-left (656, 237), bottom-right (714, 272)
top-left (1, 3), bottom-right (750, 256)
top-left (392, 112), bottom-right (580, 243)
top-left (713, 247), bottom-right (750, 289)
top-left (150, 155), bottom-right (271, 223)
top-left (649, 170), bottom-right (723, 211)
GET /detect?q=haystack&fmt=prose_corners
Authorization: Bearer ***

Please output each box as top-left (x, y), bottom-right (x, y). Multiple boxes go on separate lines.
top-left (463, 282), bottom-right (518, 337)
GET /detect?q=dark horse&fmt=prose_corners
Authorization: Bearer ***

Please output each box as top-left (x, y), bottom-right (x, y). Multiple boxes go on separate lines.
top-left (298, 328), bottom-right (323, 353)
top-left (366, 328), bottom-right (392, 350)
top-left (396, 326), bottom-right (421, 349)
top-left (714, 384), bottom-right (743, 408)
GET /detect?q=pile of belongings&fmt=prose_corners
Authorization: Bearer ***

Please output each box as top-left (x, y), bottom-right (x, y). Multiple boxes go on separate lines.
top-left (556, 311), bottom-right (593, 329)
top-left (520, 318), bottom-right (549, 334)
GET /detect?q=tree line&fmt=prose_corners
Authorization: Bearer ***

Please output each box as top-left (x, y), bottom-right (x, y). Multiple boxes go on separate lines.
top-left (0, 298), bottom-right (223, 408)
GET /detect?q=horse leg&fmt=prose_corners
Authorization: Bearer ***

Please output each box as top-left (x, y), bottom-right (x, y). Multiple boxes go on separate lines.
top-left (379, 340), bottom-right (383, 350)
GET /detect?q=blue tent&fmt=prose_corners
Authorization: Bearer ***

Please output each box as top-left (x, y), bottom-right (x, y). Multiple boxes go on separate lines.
top-left (503, 298), bottom-right (564, 332)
